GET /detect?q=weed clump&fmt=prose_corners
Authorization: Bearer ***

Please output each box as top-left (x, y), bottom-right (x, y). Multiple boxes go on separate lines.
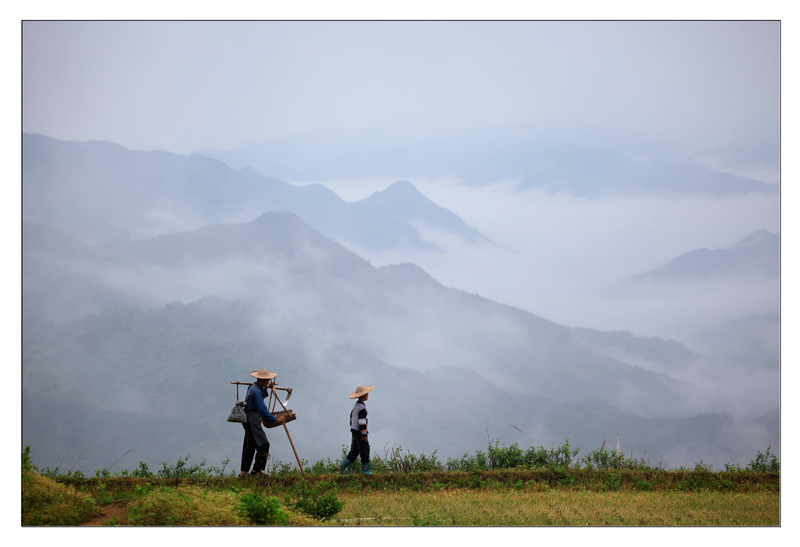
top-left (285, 480), bottom-right (343, 521)
top-left (22, 446), bottom-right (101, 526)
top-left (237, 490), bottom-right (289, 525)
top-left (412, 512), bottom-right (443, 526)
top-left (372, 444), bottom-right (443, 473)
top-left (127, 485), bottom-right (246, 525)
top-left (746, 446), bottom-right (780, 473)
top-left (445, 438), bottom-right (579, 471)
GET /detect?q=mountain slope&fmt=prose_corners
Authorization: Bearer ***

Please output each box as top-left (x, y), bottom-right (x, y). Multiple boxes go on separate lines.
top-left (22, 133), bottom-right (489, 251)
top-left (571, 327), bottom-right (700, 373)
top-left (516, 142), bottom-right (778, 197)
top-left (22, 215), bottom-right (705, 418)
top-left (354, 181), bottom-right (491, 245)
top-left (21, 295), bottom-right (760, 474)
top-left (632, 230), bottom-right (779, 281)
top-left (22, 214), bottom-right (775, 470)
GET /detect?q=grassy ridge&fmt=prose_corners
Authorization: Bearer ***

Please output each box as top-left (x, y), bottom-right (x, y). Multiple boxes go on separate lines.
top-left (22, 444), bottom-right (780, 526)
top-left (53, 467), bottom-right (780, 494)
top-left (25, 471), bottom-right (780, 527)
top-left (333, 490), bottom-right (780, 526)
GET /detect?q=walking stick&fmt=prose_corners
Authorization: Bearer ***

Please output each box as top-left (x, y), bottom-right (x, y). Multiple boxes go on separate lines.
top-left (272, 385), bottom-right (306, 479)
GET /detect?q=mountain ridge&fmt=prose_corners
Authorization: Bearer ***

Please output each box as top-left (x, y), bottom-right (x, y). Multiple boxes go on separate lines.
top-left (196, 130), bottom-right (778, 196)
top-left (22, 132), bottom-right (489, 252)
top-left (631, 231), bottom-right (779, 281)
top-left (22, 213), bottom-right (775, 470)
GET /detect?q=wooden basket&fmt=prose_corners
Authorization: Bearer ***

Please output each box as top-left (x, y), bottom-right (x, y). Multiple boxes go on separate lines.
top-left (262, 409), bottom-right (296, 428)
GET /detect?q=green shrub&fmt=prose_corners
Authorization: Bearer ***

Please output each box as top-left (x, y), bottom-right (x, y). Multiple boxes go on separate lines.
top-left (489, 440), bottom-right (525, 469)
top-left (373, 444), bottom-right (443, 473)
top-left (446, 439), bottom-right (579, 471)
top-left (554, 467), bottom-right (575, 486)
top-left (285, 480), bottom-right (343, 521)
top-left (305, 457), bottom-right (339, 475)
top-left (237, 491), bottom-right (289, 525)
top-left (746, 446), bottom-right (779, 472)
top-left (603, 473), bottom-right (622, 491)
top-left (266, 459), bottom-right (298, 475)
top-left (580, 442), bottom-right (655, 470)
top-left (446, 450), bottom-right (489, 472)
top-left (156, 454), bottom-right (229, 478)
top-left (22, 446), bottom-right (34, 472)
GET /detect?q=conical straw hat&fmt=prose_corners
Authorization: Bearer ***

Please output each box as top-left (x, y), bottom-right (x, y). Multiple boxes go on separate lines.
top-left (349, 385), bottom-right (374, 399)
top-left (250, 368), bottom-right (278, 380)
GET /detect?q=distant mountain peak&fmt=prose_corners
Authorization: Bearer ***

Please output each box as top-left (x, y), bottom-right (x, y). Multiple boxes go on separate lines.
top-left (731, 230), bottom-right (778, 250)
top-left (363, 180), bottom-right (426, 204)
top-left (23, 134), bottom-right (488, 252)
top-left (630, 229), bottom-right (779, 282)
top-left (384, 179), bottom-right (419, 194)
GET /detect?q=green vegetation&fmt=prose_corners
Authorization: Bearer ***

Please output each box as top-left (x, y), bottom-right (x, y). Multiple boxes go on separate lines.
top-left (284, 480), bottom-right (343, 521)
top-left (237, 491), bottom-right (289, 525)
top-left (724, 446), bottom-right (780, 473)
top-left (21, 442), bottom-right (780, 526)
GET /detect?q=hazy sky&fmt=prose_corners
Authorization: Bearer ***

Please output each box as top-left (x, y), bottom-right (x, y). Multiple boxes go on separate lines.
top-left (23, 20), bottom-right (779, 163)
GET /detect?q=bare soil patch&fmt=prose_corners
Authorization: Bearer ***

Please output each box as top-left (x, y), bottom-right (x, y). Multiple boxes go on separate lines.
top-left (79, 502), bottom-right (128, 526)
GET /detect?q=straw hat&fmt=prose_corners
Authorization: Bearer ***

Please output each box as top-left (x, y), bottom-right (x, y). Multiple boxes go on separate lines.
top-left (349, 385), bottom-right (374, 399)
top-left (250, 368), bottom-right (278, 380)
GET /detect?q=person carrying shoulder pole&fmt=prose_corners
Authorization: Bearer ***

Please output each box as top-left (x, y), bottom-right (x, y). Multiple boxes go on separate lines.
top-left (338, 384), bottom-right (374, 475)
top-left (240, 368), bottom-right (286, 477)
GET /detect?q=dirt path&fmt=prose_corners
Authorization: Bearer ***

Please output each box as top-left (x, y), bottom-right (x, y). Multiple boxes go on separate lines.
top-left (80, 502), bottom-right (129, 526)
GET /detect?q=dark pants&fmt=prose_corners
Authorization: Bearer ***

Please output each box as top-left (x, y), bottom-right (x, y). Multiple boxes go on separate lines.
top-left (346, 429), bottom-right (370, 464)
top-left (241, 422), bottom-right (270, 473)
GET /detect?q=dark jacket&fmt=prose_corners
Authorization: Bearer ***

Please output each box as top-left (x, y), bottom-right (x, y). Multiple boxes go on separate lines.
top-left (246, 382), bottom-right (278, 426)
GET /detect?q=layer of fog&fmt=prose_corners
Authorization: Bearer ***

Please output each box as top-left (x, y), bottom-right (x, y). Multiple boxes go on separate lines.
top-left (22, 212), bottom-right (779, 470)
top-left (299, 177), bottom-right (780, 416)
top-left (307, 178), bottom-right (776, 321)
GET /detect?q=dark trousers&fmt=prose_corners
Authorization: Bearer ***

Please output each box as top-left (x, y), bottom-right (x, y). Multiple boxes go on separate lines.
top-left (346, 429), bottom-right (370, 464)
top-left (241, 422), bottom-right (270, 473)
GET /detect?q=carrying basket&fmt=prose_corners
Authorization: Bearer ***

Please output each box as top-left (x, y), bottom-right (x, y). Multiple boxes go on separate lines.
top-left (263, 409), bottom-right (297, 428)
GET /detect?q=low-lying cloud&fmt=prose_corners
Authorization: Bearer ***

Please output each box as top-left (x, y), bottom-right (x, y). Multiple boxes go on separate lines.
top-left (307, 176), bottom-right (779, 419)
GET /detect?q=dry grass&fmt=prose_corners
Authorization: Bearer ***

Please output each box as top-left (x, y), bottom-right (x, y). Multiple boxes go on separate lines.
top-left (22, 469), bottom-right (102, 525)
top-left (114, 485), bottom-right (322, 526)
top-left (126, 485), bottom-right (248, 525)
top-left (330, 488), bottom-right (780, 526)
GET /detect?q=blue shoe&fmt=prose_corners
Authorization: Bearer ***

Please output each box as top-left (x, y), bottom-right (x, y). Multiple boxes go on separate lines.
top-left (337, 458), bottom-right (352, 474)
top-left (361, 462), bottom-right (373, 475)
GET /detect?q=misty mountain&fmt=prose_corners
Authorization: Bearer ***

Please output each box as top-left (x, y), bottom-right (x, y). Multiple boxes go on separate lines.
top-left (21, 300), bottom-right (746, 475)
top-left (607, 230), bottom-right (779, 389)
top-left (631, 230), bottom-right (779, 282)
top-left (698, 313), bottom-right (780, 370)
top-left (22, 132), bottom-right (488, 251)
top-left (23, 215), bottom-right (693, 415)
top-left (571, 327), bottom-right (701, 373)
top-left (516, 143), bottom-right (778, 197)
top-left (196, 129), bottom-right (778, 196)
top-left (22, 214), bottom-right (771, 472)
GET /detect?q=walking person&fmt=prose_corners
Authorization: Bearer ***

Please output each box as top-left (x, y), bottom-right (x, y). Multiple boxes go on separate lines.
top-left (240, 368), bottom-right (286, 477)
top-left (338, 385), bottom-right (374, 475)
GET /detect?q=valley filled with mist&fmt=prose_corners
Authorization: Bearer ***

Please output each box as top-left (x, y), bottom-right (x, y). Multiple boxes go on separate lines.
top-left (22, 132), bottom-right (779, 474)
